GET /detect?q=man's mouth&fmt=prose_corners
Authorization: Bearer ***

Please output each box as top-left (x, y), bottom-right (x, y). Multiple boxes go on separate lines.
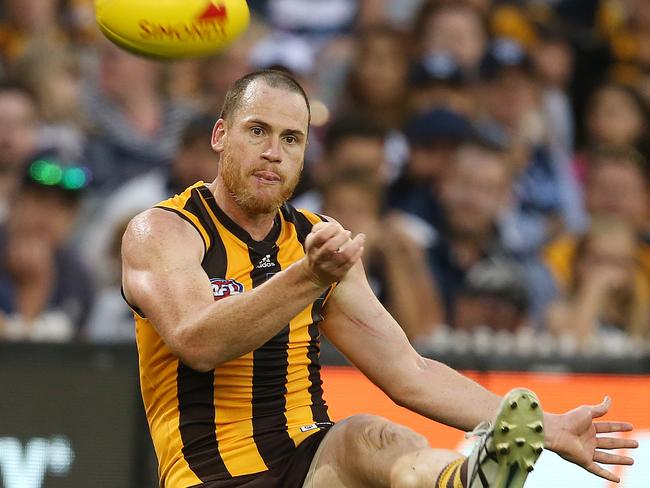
top-left (253, 170), bottom-right (281, 183)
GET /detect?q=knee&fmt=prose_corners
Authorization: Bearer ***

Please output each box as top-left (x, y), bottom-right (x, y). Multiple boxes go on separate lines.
top-left (344, 414), bottom-right (428, 453)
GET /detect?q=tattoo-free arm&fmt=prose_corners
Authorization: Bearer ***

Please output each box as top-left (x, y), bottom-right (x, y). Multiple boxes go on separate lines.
top-left (121, 209), bottom-right (326, 371)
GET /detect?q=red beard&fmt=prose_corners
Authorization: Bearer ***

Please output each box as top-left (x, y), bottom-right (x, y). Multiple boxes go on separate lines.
top-left (219, 147), bottom-right (301, 215)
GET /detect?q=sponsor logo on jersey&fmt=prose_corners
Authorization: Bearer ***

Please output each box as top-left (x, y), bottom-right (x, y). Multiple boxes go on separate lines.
top-left (256, 254), bottom-right (275, 269)
top-left (210, 278), bottom-right (244, 300)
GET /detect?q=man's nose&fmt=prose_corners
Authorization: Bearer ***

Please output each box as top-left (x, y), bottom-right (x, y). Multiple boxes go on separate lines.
top-left (262, 136), bottom-right (282, 163)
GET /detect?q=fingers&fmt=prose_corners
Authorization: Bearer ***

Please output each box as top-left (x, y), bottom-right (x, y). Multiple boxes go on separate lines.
top-left (334, 235), bottom-right (365, 270)
top-left (307, 222), bottom-right (342, 248)
top-left (586, 463), bottom-right (620, 483)
top-left (595, 421), bottom-right (634, 433)
top-left (303, 221), bottom-right (366, 285)
top-left (308, 223), bottom-right (350, 255)
top-left (307, 222), bottom-right (363, 262)
top-left (597, 436), bottom-right (639, 450)
top-left (593, 451), bottom-right (635, 466)
top-left (336, 233), bottom-right (365, 257)
top-left (590, 396), bottom-right (611, 419)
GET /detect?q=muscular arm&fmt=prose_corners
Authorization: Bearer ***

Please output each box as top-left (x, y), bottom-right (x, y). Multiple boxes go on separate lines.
top-left (321, 259), bottom-right (501, 431)
top-left (121, 209), bottom-right (363, 371)
top-left (322, 258), bottom-right (639, 481)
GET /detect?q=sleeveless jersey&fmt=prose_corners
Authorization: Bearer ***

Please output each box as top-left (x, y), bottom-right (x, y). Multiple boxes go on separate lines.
top-left (130, 182), bottom-right (334, 487)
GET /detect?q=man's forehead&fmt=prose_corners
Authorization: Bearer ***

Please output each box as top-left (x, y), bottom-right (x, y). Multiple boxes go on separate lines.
top-left (236, 80), bottom-right (309, 128)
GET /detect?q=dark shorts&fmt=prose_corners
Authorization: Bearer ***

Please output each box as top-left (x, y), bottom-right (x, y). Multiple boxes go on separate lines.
top-left (191, 429), bottom-right (329, 488)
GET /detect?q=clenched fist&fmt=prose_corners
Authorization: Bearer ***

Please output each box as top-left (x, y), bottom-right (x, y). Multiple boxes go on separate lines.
top-left (301, 221), bottom-right (365, 287)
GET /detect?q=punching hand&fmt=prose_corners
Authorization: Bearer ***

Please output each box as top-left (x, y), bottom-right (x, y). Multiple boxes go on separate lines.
top-left (301, 221), bottom-right (365, 287)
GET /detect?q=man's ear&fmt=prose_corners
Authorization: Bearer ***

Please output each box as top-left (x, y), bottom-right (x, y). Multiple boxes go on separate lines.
top-left (212, 118), bottom-right (226, 153)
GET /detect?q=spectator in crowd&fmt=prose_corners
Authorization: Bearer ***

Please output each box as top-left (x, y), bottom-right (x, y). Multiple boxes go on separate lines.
top-left (426, 141), bottom-right (519, 325)
top-left (598, 0), bottom-right (650, 85)
top-left (389, 107), bottom-right (473, 227)
top-left (0, 82), bottom-right (40, 224)
top-left (575, 82), bottom-right (650, 183)
top-left (544, 146), bottom-right (650, 294)
top-left (82, 39), bottom-right (196, 193)
top-left (340, 27), bottom-right (410, 130)
top-left (585, 147), bottom-right (649, 238)
top-left (84, 216), bottom-right (135, 343)
top-left (531, 23), bottom-right (576, 159)
top-left (477, 38), bottom-right (585, 253)
top-left (0, 0), bottom-right (68, 64)
top-left (12, 46), bottom-right (87, 161)
top-left (250, 32), bottom-right (316, 86)
top-left (408, 53), bottom-right (475, 117)
top-left (454, 258), bottom-right (531, 333)
top-left (585, 81), bottom-right (648, 147)
top-left (80, 114), bottom-right (218, 292)
top-left (546, 219), bottom-right (650, 347)
top-left (292, 113), bottom-right (388, 213)
top-left (419, 138), bottom-right (558, 328)
top-left (2, 0), bottom-right (648, 353)
top-left (489, 2), bottom-right (574, 159)
top-left (321, 168), bottom-right (442, 341)
top-left (195, 42), bottom-right (255, 112)
top-left (0, 154), bottom-right (94, 341)
top-left (263, 0), bottom-right (358, 44)
top-left (413, 1), bottom-right (488, 75)
top-left (170, 19), bottom-right (265, 111)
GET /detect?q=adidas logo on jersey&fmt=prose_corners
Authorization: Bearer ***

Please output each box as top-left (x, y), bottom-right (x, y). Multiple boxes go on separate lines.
top-left (256, 254), bottom-right (274, 269)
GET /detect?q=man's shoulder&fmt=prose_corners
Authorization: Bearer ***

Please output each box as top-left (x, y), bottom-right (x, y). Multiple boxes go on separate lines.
top-left (122, 208), bottom-right (205, 275)
top-left (124, 208), bottom-right (199, 252)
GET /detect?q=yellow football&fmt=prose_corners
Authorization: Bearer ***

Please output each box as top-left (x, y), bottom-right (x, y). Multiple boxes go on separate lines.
top-left (94, 0), bottom-right (250, 59)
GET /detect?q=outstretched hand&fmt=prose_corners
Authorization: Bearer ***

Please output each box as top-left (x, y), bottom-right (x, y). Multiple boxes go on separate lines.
top-left (544, 397), bottom-right (638, 483)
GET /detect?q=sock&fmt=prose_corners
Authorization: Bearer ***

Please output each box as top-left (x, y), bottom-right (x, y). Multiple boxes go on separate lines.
top-left (435, 456), bottom-right (468, 488)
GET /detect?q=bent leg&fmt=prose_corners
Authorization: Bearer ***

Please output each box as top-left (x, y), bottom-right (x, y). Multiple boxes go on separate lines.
top-left (303, 414), bottom-right (462, 488)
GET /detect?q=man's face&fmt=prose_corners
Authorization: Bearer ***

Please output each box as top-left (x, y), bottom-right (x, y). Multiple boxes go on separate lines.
top-left (480, 69), bottom-right (535, 130)
top-left (410, 141), bottom-right (458, 183)
top-left (330, 137), bottom-right (385, 176)
top-left (213, 80), bottom-right (309, 214)
top-left (423, 8), bottom-right (486, 70)
top-left (322, 183), bottom-right (379, 235)
top-left (9, 188), bottom-right (78, 247)
top-left (99, 40), bottom-right (161, 97)
top-left (356, 34), bottom-right (408, 107)
top-left (441, 147), bottom-right (510, 238)
top-left (587, 87), bottom-right (644, 146)
top-left (586, 162), bottom-right (648, 232)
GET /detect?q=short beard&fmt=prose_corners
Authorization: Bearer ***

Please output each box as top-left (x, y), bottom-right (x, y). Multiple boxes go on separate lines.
top-left (220, 148), bottom-right (301, 215)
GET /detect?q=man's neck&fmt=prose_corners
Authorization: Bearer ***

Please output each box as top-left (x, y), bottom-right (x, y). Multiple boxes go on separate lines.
top-left (208, 179), bottom-right (278, 242)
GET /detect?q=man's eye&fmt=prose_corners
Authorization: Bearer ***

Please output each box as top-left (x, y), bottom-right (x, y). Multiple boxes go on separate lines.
top-left (251, 127), bottom-right (264, 136)
top-left (284, 135), bottom-right (297, 144)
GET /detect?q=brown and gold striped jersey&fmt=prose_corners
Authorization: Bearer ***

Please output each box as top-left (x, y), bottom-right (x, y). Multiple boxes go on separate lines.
top-left (129, 182), bottom-right (334, 487)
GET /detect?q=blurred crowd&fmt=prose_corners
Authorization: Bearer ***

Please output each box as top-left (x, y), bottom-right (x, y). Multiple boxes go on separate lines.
top-left (0, 0), bottom-right (648, 357)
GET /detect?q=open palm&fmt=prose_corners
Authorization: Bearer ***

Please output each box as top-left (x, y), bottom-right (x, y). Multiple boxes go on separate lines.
top-left (545, 397), bottom-right (638, 483)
